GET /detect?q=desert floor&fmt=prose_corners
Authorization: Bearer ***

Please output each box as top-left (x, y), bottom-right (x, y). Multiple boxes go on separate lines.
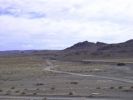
top-left (0, 55), bottom-right (133, 100)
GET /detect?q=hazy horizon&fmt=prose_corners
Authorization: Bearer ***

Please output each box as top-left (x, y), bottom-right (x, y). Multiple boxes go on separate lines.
top-left (0, 39), bottom-right (132, 51)
top-left (0, 0), bottom-right (133, 50)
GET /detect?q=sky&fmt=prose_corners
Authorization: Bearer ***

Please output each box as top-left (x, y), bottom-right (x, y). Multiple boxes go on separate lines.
top-left (0, 0), bottom-right (133, 50)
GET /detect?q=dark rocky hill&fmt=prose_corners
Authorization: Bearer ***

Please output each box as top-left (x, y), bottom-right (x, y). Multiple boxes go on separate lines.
top-left (62, 39), bottom-right (133, 59)
top-left (65, 41), bottom-right (107, 51)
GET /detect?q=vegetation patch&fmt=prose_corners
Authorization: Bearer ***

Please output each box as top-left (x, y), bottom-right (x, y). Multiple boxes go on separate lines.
top-left (117, 63), bottom-right (126, 66)
top-left (70, 82), bottom-right (78, 85)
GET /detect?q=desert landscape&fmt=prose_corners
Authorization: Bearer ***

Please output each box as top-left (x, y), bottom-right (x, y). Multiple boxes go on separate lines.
top-left (1, 0), bottom-right (133, 99)
top-left (0, 40), bottom-right (133, 100)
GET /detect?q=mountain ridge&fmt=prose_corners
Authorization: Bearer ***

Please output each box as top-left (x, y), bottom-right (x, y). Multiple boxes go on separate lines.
top-left (62, 39), bottom-right (133, 59)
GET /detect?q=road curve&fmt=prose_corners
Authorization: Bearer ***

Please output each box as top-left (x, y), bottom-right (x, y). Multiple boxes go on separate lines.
top-left (44, 60), bottom-right (133, 84)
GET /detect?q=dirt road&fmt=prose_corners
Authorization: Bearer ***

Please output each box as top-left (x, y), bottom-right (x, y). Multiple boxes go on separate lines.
top-left (44, 60), bottom-right (133, 84)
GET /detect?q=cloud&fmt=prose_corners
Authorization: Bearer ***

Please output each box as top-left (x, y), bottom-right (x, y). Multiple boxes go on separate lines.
top-left (0, 1), bottom-right (46, 18)
top-left (0, 0), bottom-right (133, 50)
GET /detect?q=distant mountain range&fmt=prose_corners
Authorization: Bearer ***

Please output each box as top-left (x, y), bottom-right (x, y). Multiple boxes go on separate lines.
top-left (0, 39), bottom-right (133, 59)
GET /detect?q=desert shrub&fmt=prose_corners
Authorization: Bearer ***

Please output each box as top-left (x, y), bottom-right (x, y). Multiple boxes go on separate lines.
top-left (36, 88), bottom-right (40, 91)
top-left (89, 70), bottom-right (92, 72)
top-left (110, 86), bottom-right (115, 89)
top-left (11, 86), bottom-right (15, 89)
top-left (96, 87), bottom-right (101, 89)
top-left (130, 86), bottom-right (133, 89)
top-left (5, 90), bottom-right (11, 95)
top-left (33, 92), bottom-right (37, 95)
top-left (51, 87), bottom-right (55, 90)
top-left (15, 90), bottom-right (20, 93)
top-left (21, 92), bottom-right (26, 95)
top-left (36, 83), bottom-right (44, 86)
top-left (118, 86), bottom-right (123, 89)
top-left (122, 89), bottom-right (132, 92)
top-left (68, 91), bottom-right (74, 96)
top-left (24, 88), bottom-right (28, 91)
top-left (117, 63), bottom-right (126, 66)
top-left (70, 82), bottom-right (78, 85)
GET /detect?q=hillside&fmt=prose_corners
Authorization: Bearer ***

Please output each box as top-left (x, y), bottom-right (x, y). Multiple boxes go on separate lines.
top-left (61, 39), bottom-right (133, 59)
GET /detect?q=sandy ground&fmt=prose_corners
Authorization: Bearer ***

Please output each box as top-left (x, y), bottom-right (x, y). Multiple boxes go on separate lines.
top-left (0, 56), bottom-right (133, 100)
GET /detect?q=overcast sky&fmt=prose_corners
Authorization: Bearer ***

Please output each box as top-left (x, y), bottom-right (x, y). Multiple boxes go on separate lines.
top-left (0, 0), bottom-right (133, 50)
